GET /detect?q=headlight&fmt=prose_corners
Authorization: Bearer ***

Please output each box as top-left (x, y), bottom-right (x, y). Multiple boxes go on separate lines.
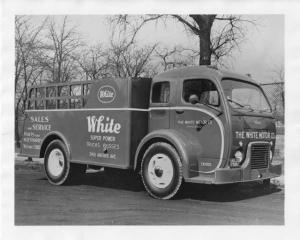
top-left (235, 151), bottom-right (243, 162)
top-left (230, 150), bottom-right (244, 168)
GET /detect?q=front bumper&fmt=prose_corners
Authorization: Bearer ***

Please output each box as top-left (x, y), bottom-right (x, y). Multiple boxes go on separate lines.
top-left (214, 163), bottom-right (282, 184)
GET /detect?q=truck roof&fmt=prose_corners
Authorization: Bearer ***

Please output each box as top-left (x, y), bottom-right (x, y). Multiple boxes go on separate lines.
top-left (153, 66), bottom-right (259, 85)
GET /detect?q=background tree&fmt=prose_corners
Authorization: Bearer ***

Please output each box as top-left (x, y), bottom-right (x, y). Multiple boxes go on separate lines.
top-left (15, 16), bottom-right (48, 146)
top-left (155, 45), bottom-right (196, 72)
top-left (107, 18), bottom-right (159, 78)
top-left (43, 16), bottom-right (82, 83)
top-left (273, 65), bottom-right (285, 110)
top-left (14, 15), bottom-right (258, 146)
top-left (112, 14), bottom-right (254, 66)
top-left (271, 65), bottom-right (285, 122)
top-left (260, 65), bottom-right (284, 123)
top-left (77, 44), bottom-right (110, 80)
top-left (107, 40), bottom-right (157, 78)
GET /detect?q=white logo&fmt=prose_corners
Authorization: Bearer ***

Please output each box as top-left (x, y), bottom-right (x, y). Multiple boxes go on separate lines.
top-left (87, 115), bottom-right (121, 134)
top-left (97, 85), bottom-right (116, 103)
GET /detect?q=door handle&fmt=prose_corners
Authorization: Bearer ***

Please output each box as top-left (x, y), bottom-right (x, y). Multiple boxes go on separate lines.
top-left (175, 110), bottom-right (184, 114)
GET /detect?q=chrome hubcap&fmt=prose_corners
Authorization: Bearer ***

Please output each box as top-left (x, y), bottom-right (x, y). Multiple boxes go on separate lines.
top-left (147, 153), bottom-right (174, 189)
top-left (48, 149), bottom-right (64, 177)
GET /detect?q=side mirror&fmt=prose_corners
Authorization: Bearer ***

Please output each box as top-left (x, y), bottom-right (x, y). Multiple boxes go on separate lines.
top-left (189, 94), bottom-right (199, 104)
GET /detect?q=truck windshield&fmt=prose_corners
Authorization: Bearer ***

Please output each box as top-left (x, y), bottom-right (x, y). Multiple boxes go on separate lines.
top-left (221, 79), bottom-right (271, 112)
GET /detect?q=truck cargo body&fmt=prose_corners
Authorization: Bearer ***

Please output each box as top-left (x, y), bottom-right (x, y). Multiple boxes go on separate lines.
top-left (21, 77), bottom-right (150, 169)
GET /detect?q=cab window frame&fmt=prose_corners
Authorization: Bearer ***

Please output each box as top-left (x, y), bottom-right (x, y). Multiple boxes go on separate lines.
top-left (181, 78), bottom-right (221, 107)
top-left (151, 81), bottom-right (171, 105)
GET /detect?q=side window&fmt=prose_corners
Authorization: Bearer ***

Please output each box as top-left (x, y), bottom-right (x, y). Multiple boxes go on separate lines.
top-left (70, 98), bottom-right (81, 109)
top-left (83, 84), bottom-right (91, 95)
top-left (82, 84), bottom-right (91, 107)
top-left (29, 88), bottom-right (35, 98)
top-left (58, 86), bottom-right (69, 97)
top-left (36, 87), bottom-right (45, 98)
top-left (36, 87), bottom-right (45, 109)
top-left (46, 87), bottom-right (56, 109)
top-left (152, 82), bottom-right (170, 103)
top-left (58, 86), bottom-right (69, 109)
top-left (46, 86), bottom-right (56, 97)
top-left (58, 99), bottom-right (68, 109)
top-left (70, 85), bottom-right (82, 108)
top-left (28, 88), bottom-right (35, 109)
top-left (183, 79), bottom-right (220, 106)
top-left (71, 85), bottom-right (81, 96)
top-left (36, 100), bottom-right (45, 109)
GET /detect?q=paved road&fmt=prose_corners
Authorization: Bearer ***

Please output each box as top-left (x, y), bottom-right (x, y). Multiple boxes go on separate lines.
top-left (15, 166), bottom-right (284, 225)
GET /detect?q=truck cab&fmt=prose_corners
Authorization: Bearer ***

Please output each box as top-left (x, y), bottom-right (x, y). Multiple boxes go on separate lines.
top-left (140, 66), bottom-right (281, 192)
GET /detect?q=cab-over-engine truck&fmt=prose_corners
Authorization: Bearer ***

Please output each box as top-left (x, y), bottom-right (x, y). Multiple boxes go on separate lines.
top-left (20, 66), bottom-right (282, 199)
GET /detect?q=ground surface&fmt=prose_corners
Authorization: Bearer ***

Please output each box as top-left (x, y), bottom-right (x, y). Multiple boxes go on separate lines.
top-left (15, 165), bottom-right (284, 225)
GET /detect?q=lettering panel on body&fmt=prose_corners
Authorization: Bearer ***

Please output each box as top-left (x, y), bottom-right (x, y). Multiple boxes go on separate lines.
top-left (22, 114), bottom-right (52, 155)
top-left (68, 110), bottom-right (131, 167)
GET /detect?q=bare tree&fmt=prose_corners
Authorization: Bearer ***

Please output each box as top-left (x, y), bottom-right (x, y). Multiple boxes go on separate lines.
top-left (155, 45), bottom-right (196, 71)
top-left (77, 44), bottom-right (110, 80)
top-left (15, 16), bottom-right (48, 146)
top-left (112, 14), bottom-right (255, 66)
top-left (106, 18), bottom-right (159, 78)
top-left (260, 65), bottom-right (284, 123)
top-left (107, 41), bottom-right (157, 78)
top-left (271, 65), bottom-right (285, 119)
top-left (273, 65), bottom-right (285, 108)
top-left (44, 16), bottom-right (82, 83)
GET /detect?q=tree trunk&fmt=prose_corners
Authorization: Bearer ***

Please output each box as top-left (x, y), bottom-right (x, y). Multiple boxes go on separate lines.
top-left (190, 14), bottom-right (216, 65)
top-left (199, 29), bottom-right (212, 65)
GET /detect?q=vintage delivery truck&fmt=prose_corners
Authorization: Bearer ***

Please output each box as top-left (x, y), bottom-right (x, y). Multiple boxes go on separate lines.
top-left (20, 66), bottom-right (282, 199)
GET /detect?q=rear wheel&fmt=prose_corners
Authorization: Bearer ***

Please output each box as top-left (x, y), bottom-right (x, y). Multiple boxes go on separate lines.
top-left (141, 142), bottom-right (183, 200)
top-left (44, 140), bottom-right (85, 185)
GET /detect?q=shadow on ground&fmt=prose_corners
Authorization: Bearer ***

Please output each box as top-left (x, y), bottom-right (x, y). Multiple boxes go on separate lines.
top-left (38, 168), bottom-right (144, 192)
top-left (178, 182), bottom-right (282, 202)
top-left (37, 168), bottom-right (282, 202)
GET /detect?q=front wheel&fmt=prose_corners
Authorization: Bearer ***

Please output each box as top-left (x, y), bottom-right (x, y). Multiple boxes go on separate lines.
top-left (44, 140), bottom-right (85, 185)
top-left (141, 142), bottom-right (183, 200)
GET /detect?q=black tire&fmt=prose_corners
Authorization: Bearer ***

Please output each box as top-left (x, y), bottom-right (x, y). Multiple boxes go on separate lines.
top-left (44, 140), bottom-right (85, 185)
top-left (141, 142), bottom-right (183, 200)
top-left (262, 178), bottom-right (271, 187)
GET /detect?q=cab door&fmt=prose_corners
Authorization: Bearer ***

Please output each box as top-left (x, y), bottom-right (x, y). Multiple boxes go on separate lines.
top-left (174, 78), bottom-right (227, 173)
top-left (149, 81), bottom-right (171, 131)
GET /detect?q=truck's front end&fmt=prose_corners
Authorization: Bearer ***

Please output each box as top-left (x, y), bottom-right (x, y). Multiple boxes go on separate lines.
top-left (215, 77), bottom-right (282, 184)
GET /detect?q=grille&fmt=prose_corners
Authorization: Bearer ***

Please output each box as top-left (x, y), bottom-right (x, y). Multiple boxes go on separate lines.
top-left (250, 143), bottom-right (270, 169)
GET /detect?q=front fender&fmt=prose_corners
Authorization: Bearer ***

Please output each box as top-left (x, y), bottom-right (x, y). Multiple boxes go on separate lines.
top-left (134, 129), bottom-right (202, 179)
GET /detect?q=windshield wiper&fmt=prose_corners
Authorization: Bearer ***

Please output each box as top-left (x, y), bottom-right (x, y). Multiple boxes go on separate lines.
top-left (226, 97), bottom-right (253, 111)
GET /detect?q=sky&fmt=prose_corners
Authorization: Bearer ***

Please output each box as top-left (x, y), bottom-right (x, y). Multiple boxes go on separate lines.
top-left (30, 15), bottom-right (284, 83)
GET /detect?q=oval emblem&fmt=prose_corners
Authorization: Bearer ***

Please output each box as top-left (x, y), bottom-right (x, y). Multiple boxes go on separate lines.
top-left (97, 85), bottom-right (116, 104)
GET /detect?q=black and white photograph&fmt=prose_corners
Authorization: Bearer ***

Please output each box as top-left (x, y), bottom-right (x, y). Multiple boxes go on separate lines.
top-left (1, 0), bottom-right (300, 239)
